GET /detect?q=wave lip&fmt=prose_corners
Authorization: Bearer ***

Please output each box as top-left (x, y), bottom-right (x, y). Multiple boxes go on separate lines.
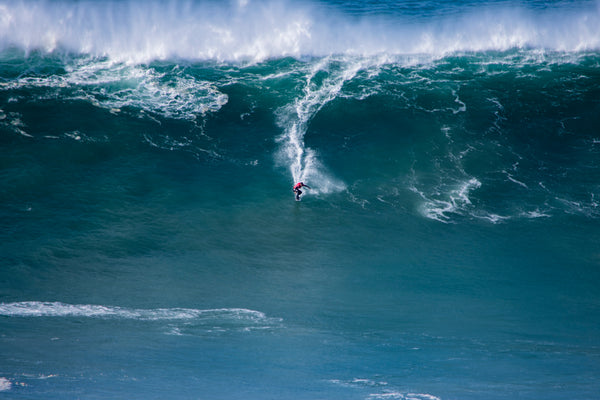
top-left (1, 0), bottom-right (599, 63)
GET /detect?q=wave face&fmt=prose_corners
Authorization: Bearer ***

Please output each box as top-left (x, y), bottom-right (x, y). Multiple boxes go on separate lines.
top-left (2, 50), bottom-right (598, 222)
top-left (1, 0), bottom-right (599, 62)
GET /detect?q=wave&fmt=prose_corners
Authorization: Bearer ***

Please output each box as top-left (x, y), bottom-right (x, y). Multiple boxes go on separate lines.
top-left (275, 57), bottom-right (362, 192)
top-left (0, 301), bottom-right (272, 323)
top-left (1, 0), bottom-right (599, 63)
top-left (1, 36), bottom-right (598, 222)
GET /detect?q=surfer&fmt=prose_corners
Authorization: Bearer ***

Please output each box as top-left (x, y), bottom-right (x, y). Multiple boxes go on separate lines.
top-left (293, 182), bottom-right (311, 201)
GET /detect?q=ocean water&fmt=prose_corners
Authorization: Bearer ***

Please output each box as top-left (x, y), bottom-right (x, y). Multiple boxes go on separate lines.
top-left (1, 0), bottom-right (600, 399)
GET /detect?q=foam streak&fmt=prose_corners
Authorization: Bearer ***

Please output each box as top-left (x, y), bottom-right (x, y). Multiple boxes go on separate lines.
top-left (0, 301), bottom-right (268, 322)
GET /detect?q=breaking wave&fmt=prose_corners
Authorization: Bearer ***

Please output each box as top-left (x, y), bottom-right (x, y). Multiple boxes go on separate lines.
top-left (0, 0), bottom-right (599, 63)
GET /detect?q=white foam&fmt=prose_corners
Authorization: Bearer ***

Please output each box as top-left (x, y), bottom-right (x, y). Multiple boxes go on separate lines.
top-left (369, 394), bottom-right (405, 399)
top-left (330, 378), bottom-right (441, 400)
top-left (406, 394), bottom-right (441, 400)
top-left (411, 177), bottom-right (481, 223)
top-left (276, 57), bottom-right (372, 193)
top-left (522, 209), bottom-right (551, 219)
top-left (0, 59), bottom-right (228, 122)
top-left (369, 393), bottom-right (441, 400)
top-left (475, 212), bottom-right (511, 224)
top-left (329, 377), bottom-right (388, 389)
top-left (451, 89), bottom-right (466, 114)
top-left (0, 378), bottom-right (11, 392)
top-left (0, 110), bottom-right (32, 138)
top-left (1, 0), bottom-right (598, 63)
top-left (555, 196), bottom-right (600, 218)
top-left (0, 301), bottom-right (271, 323)
top-left (506, 174), bottom-right (528, 189)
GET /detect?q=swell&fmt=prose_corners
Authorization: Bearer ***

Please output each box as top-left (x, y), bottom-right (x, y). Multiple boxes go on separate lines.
top-left (1, 0), bottom-right (599, 63)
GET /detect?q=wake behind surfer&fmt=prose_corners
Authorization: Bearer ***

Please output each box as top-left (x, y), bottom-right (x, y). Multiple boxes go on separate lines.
top-left (293, 182), bottom-right (311, 201)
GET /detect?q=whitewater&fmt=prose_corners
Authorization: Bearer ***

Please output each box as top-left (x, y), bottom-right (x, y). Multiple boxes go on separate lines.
top-left (1, 1), bottom-right (600, 399)
top-left (1, 0), bottom-right (600, 61)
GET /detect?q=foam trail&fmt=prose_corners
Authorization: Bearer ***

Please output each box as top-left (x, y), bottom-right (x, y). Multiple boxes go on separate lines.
top-left (276, 58), bottom-right (367, 194)
top-left (410, 177), bottom-right (482, 223)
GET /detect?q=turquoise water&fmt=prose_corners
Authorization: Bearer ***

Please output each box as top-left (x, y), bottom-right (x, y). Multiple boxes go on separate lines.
top-left (1, 0), bottom-right (600, 399)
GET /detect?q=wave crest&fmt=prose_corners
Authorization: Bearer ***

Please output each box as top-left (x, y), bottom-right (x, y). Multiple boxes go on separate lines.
top-left (1, 0), bottom-right (599, 63)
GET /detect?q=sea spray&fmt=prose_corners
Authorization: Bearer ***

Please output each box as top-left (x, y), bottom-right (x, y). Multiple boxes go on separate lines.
top-left (1, 0), bottom-right (599, 63)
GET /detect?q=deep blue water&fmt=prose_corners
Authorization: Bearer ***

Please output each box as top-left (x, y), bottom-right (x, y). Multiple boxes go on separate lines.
top-left (1, 0), bottom-right (600, 399)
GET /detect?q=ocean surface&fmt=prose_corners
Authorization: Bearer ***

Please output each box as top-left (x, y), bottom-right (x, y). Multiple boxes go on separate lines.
top-left (1, 0), bottom-right (600, 399)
